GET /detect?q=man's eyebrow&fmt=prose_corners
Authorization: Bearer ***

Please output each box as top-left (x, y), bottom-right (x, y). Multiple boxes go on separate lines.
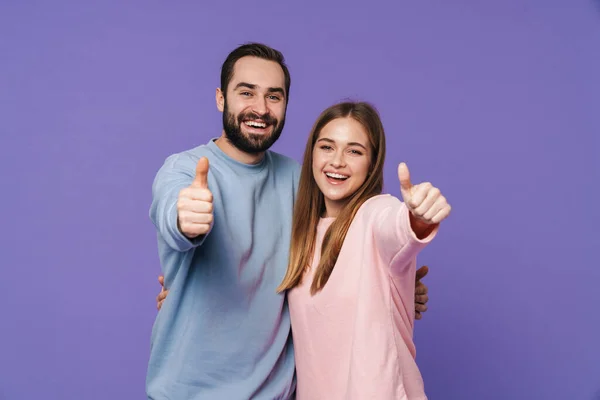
top-left (267, 87), bottom-right (285, 96)
top-left (233, 82), bottom-right (256, 90)
top-left (233, 82), bottom-right (285, 97)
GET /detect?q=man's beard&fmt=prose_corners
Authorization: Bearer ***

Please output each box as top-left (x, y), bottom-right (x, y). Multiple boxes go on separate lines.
top-left (222, 101), bottom-right (286, 154)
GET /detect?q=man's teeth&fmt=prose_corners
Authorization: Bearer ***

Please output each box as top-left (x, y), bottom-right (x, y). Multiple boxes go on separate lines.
top-left (244, 121), bottom-right (267, 128)
top-left (325, 172), bottom-right (349, 179)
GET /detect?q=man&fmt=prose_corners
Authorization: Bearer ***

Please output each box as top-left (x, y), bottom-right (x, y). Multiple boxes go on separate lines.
top-left (147, 43), bottom-right (430, 400)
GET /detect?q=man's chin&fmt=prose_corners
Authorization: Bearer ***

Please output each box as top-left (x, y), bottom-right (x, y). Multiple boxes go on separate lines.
top-left (224, 133), bottom-right (273, 153)
top-left (246, 138), bottom-right (274, 152)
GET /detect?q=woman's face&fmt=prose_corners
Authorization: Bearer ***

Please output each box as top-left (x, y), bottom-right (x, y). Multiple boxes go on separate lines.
top-left (312, 117), bottom-right (372, 217)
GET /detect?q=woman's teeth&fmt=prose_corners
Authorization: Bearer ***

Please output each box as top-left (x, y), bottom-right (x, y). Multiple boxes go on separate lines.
top-left (325, 172), bottom-right (349, 180)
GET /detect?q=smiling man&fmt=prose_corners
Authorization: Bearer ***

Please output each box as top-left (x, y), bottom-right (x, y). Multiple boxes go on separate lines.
top-left (146, 43), bottom-right (430, 400)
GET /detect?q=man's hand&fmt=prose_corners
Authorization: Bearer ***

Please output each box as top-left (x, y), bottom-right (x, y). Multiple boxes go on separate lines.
top-left (157, 275), bottom-right (169, 310)
top-left (415, 265), bottom-right (429, 320)
top-left (177, 157), bottom-right (213, 239)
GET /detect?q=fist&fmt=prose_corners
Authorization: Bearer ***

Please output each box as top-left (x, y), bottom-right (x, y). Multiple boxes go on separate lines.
top-left (177, 157), bottom-right (214, 238)
top-left (398, 162), bottom-right (451, 225)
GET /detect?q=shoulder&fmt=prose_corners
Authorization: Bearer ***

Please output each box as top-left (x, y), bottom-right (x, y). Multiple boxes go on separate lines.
top-left (358, 194), bottom-right (403, 215)
top-left (159, 143), bottom-right (214, 173)
top-left (353, 194), bottom-right (406, 225)
top-left (267, 151), bottom-right (301, 173)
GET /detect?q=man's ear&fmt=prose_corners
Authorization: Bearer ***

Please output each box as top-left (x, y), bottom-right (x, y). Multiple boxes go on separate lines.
top-left (216, 88), bottom-right (225, 112)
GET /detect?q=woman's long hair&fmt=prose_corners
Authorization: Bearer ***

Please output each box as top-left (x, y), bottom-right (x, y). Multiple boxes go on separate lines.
top-left (277, 101), bottom-right (387, 295)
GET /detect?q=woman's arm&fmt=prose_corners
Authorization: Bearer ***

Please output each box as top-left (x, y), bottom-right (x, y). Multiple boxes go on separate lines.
top-left (370, 197), bottom-right (437, 268)
top-left (371, 162), bottom-right (451, 269)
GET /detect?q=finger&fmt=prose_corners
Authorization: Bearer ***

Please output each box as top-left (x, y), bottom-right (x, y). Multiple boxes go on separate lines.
top-left (415, 265), bottom-right (429, 281)
top-left (158, 275), bottom-right (164, 287)
top-left (180, 211), bottom-right (214, 225)
top-left (414, 187), bottom-right (441, 218)
top-left (415, 294), bottom-right (429, 304)
top-left (157, 291), bottom-right (167, 302)
top-left (415, 303), bottom-right (428, 313)
top-left (415, 285), bottom-right (428, 296)
top-left (178, 198), bottom-right (213, 213)
top-left (431, 204), bottom-right (452, 224)
top-left (415, 311), bottom-right (422, 320)
top-left (191, 157), bottom-right (209, 189)
top-left (407, 182), bottom-right (432, 210)
top-left (415, 280), bottom-right (428, 294)
top-left (157, 300), bottom-right (164, 310)
top-left (189, 189), bottom-right (213, 202)
top-left (422, 195), bottom-right (447, 222)
top-left (179, 222), bottom-right (211, 236)
top-left (180, 188), bottom-right (213, 202)
top-left (397, 163), bottom-right (412, 192)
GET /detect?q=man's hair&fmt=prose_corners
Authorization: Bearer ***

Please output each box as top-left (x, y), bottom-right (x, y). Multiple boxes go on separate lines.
top-left (220, 43), bottom-right (291, 100)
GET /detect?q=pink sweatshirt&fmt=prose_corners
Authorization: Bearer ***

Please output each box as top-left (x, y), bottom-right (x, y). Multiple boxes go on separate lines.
top-left (287, 194), bottom-right (437, 400)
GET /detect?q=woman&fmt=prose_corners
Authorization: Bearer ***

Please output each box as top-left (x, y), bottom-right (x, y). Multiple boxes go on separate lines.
top-left (276, 101), bottom-right (450, 399)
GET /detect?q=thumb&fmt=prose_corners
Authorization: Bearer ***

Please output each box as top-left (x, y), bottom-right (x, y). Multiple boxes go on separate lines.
top-left (398, 162), bottom-right (412, 192)
top-left (415, 265), bottom-right (429, 281)
top-left (191, 157), bottom-right (209, 189)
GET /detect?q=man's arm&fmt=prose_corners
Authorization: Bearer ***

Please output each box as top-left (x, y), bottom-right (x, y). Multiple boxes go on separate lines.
top-left (150, 155), bottom-right (214, 252)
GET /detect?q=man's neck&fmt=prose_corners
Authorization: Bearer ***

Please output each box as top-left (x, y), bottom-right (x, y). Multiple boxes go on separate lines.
top-left (214, 132), bottom-right (265, 165)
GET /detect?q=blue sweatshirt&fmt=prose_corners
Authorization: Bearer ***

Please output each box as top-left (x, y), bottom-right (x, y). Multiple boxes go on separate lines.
top-left (146, 138), bottom-right (300, 400)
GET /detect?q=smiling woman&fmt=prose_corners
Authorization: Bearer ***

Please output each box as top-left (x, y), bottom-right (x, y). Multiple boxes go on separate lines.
top-left (277, 101), bottom-right (451, 399)
top-left (278, 101), bottom-right (388, 296)
top-left (312, 117), bottom-right (373, 218)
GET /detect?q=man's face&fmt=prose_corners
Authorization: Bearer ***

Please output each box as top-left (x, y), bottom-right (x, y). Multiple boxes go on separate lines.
top-left (218, 56), bottom-right (287, 153)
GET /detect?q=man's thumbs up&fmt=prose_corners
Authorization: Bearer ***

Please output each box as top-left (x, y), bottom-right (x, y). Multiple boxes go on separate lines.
top-left (177, 156), bottom-right (214, 239)
top-left (191, 157), bottom-right (209, 189)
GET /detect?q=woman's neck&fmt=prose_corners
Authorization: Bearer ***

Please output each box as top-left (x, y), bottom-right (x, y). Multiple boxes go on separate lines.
top-left (323, 199), bottom-right (345, 218)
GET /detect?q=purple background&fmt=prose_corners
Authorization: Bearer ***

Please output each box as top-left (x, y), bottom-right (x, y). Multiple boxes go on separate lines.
top-left (1, 1), bottom-right (599, 399)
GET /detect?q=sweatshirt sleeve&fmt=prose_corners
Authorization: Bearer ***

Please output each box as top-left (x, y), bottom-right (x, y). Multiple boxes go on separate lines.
top-left (369, 196), bottom-right (438, 273)
top-left (149, 153), bottom-right (211, 252)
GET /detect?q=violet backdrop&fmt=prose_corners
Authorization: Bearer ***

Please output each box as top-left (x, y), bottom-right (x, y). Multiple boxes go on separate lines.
top-left (1, 1), bottom-right (599, 399)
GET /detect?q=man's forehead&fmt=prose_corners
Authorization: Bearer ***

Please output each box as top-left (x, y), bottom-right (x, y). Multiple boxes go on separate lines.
top-left (230, 56), bottom-right (285, 90)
